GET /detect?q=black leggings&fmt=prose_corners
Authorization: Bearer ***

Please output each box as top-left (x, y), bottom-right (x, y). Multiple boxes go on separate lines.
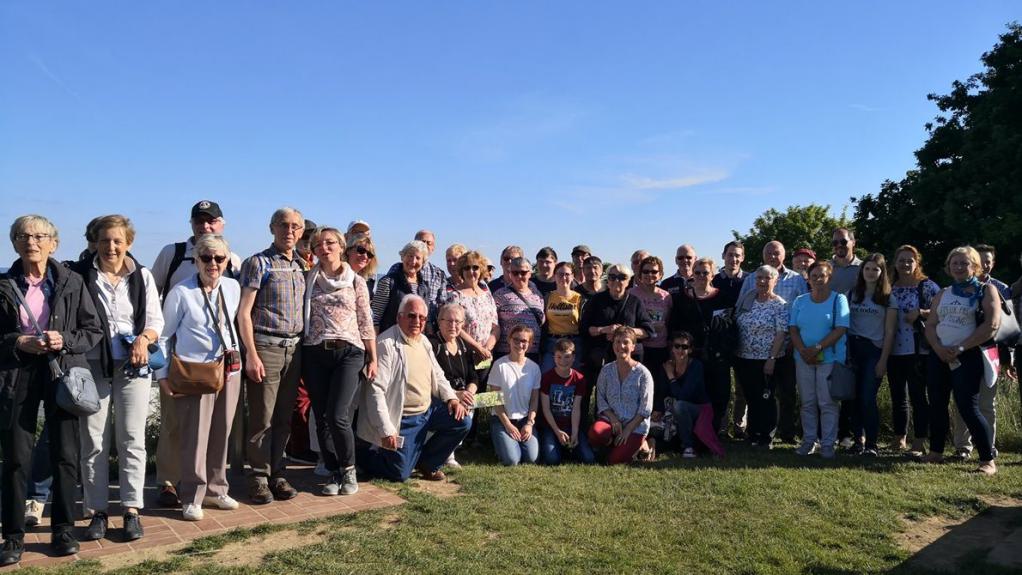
top-left (887, 354), bottom-right (929, 438)
top-left (734, 357), bottom-right (778, 443)
top-left (303, 343), bottom-right (365, 471)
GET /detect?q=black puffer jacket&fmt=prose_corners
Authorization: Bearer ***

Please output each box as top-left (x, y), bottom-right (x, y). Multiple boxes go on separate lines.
top-left (0, 258), bottom-right (103, 428)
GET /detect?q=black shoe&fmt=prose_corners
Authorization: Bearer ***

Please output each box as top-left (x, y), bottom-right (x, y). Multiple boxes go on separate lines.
top-left (271, 478), bottom-right (298, 501)
top-left (123, 512), bottom-right (144, 541)
top-left (0, 539), bottom-right (23, 566)
top-left (83, 512), bottom-right (108, 541)
top-left (157, 485), bottom-right (180, 507)
top-left (51, 530), bottom-right (79, 557)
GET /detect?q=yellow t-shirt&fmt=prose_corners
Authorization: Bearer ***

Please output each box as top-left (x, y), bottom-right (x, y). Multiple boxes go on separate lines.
top-left (545, 291), bottom-right (582, 336)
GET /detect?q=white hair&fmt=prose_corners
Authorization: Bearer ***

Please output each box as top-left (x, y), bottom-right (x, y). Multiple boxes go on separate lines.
top-left (398, 294), bottom-right (427, 314)
top-left (755, 265), bottom-right (779, 279)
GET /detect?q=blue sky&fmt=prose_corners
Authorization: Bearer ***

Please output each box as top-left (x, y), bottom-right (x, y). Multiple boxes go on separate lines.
top-left (1, 2), bottom-right (1017, 273)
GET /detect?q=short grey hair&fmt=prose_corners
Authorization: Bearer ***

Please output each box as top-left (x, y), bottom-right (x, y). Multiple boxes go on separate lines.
top-left (438, 302), bottom-right (465, 320)
top-left (270, 207), bottom-right (303, 227)
top-left (400, 240), bottom-right (428, 258)
top-left (10, 215), bottom-right (59, 245)
top-left (755, 264), bottom-right (779, 279)
top-left (398, 294), bottom-right (427, 314)
top-left (508, 256), bottom-right (532, 271)
top-left (194, 234), bottom-right (230, 257)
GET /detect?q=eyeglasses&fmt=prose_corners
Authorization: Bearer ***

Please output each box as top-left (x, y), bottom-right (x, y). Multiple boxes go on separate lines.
top-left (693, 270), bottom-right (711, 277)
top-left (832, 239), bottom-right (849, 247)
top-left (275, 223), bottom-right (304, 231)
top-left (313, 240), bottom-right (339, 250)
top-left (641, 269), bottom-right (660, 275)
top-left (15, 233), bottom-right (51, 243)
top-left (607, 273), bottom-right (628, 282)
top-left (350, 245), bottom-right (374, 259)
top-left (673, 343), bottom-right (692, 350)
top-left (402, 312), bottom-right (428, 322)
top-left (439, 317), bottom-right (464, 325)
top-left (510, 270), bottom-right (530, 277)
top-left (199, 254), bottom-right (227, 264)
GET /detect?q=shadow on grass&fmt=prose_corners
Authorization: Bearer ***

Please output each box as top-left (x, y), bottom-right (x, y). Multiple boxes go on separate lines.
top-left (887, 502), bottom-right (1022, 574)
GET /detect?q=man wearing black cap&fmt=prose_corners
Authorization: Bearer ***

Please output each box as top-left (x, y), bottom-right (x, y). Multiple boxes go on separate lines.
top-left (149, 200), bottom-right (242, 507)
top-left (570, 245), bottom-right (590, 287)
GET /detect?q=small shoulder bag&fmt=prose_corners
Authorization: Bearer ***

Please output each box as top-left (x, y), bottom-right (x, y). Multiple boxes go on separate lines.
top-left (826, 293), bottom-right (857, 401)
top-left (7, 279), bottom-right (101, 416)
top-left (168, 283), bottom-right (231, 395)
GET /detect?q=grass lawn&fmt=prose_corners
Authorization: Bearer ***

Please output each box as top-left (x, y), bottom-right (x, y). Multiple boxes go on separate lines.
top-left (35, 382), bottom-right (1022, 574)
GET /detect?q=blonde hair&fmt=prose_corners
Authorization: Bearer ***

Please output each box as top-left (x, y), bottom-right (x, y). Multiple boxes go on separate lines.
top-left (91, 214), bottom-right (136, 245)
top-left (10, 215), bottom-right (59, 245)
top-left (945, 245), bottom-right (981, 275)
top-left (345, 232), bottom-right (378, 278)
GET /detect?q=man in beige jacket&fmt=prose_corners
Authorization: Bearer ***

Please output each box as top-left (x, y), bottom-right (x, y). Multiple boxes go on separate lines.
top-left (356, 295), bottom-right (469, 481)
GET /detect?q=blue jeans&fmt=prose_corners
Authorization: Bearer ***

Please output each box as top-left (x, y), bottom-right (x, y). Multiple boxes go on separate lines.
top-left (540, 336), bottom-right (582, 373)
top-left (673, 400), bottom-right (703, 449)
top-left (538, 425), bottom-right (595, 465)
top-left (850, 336), bottom-right (883, 448)
top-left (491, 417), bottom-right (539, 466)
top-left (358, 399), bottom-right (471, 482)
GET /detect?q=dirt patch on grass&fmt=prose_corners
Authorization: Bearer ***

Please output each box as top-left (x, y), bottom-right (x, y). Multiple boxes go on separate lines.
top-left (212, 529), bottom-right (328, 567)
top-left (897, 496), bottom-right (1022, 570)
top-left (410, 479), bottom-right (462, 499)
top-left (378, 512), bottom-right (402, 530)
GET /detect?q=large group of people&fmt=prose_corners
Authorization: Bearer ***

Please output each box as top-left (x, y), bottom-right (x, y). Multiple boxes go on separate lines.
top-left (0, 201), bottom-right (1018, 566)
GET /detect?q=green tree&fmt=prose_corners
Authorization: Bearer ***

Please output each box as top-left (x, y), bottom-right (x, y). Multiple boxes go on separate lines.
top-left (852, 22), bottom-right (1022, 284)
top-left (732, 204), bottom-right (851, 267)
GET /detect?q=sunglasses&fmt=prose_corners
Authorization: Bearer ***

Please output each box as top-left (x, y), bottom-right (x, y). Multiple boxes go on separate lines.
top-left (463, 265), bottom-right (481, 272)
top-left (641, 269), bottom-right (660, 275)
top-left (403, 312), bottom-right (427, 322)
top-left (832, 239), bottom-right (849, 247)
top-left (199, 255), bottom-right (227, 264)
top-left (510, 270), bottom-right (530, 277)
top-left (693, 270), bottom-right (711, 277)
top-left (607, 273), bottom-right (628, 282)
top-left (673, 343), bottom-right (692, 350)
top-left (350, 245), bottom-right (375, 258)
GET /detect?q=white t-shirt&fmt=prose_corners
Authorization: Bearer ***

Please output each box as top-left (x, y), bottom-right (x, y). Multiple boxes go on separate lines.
top-left (488, 356), bottom-right (541, 420)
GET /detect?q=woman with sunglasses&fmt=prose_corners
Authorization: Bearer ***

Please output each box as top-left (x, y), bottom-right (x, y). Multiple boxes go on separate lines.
top-left (921, 246), bottom-right (1000, 475)
top-left (493, 257), bottom-right (545, 363)
top-left (71, 215), bottom-right (163, 543)
top-left (654, 332), bottom-right (708, 458)
top-left (447, 251), bottom-right (499, 373)
top-left (157, 234), bottom-right (243, 521)
top-left (302, 227), bottom-right (376, 496)
top-left (344, 233), bottom-right (378, 298)
top-left (589, 326), bottom-right (654, 464)
top-left (580, 264), bottom-right (653, 416)
top-left (541, 262), bottom-right (584, 372)
top-left (668, 258), bottom-right (732, 432)
top-left (630, 255), bottom-right (672, 376)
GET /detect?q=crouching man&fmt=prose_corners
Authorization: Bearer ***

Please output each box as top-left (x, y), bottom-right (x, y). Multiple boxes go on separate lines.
top-left (356, 295), bottom-right (470, 481)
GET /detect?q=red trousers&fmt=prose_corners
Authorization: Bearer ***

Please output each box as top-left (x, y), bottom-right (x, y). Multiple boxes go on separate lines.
top-left (588, 420), bottom-right (645, 465)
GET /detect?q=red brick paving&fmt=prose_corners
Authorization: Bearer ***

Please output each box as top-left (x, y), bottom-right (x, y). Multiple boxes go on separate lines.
top-left (3, 467), bottom-right (403, 570)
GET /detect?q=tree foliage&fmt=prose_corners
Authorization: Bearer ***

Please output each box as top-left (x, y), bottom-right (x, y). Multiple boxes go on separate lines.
top-left (852, 22), bottom-right (1022, 283)
top-left (732, 204), bottom-right (851, 267)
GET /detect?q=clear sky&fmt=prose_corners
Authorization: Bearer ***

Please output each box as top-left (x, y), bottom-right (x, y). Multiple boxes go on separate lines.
top-left (1, 2), bottom-right (1017, 273)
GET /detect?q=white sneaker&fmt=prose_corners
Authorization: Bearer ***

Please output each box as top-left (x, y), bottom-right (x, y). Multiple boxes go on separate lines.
top-left (202, 494), bottom-right (239, 510)
top-left (838, 437), bottom-right (855, 449)
top-left (682, 448), bottom-right (696, 459)
top-left (444, 453), bottom-right (462, 469)
top-left (24, 500), bottom-right (43, 527)
top-left (182, 503), bottom-right (204, 521)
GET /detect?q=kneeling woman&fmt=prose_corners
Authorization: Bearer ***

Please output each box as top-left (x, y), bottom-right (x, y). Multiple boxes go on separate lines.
top-left (589, 326), bottom-right (654, 464)
top-left (655, 331), bottom-right (709, 458)
top-left (489, 325), bottom-right (542, 465)
top-left (158, 235), bottom-right (243, 521)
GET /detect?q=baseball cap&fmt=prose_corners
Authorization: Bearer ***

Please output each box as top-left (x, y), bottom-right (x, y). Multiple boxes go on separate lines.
top-left (347, 220), bottom-right (371, 236)
top-left (571, 244), bottom-right (592, 257)
top-left (793, 247), bottom-right (817, 260)
top-left (191, 200), bottom-right (223, 220)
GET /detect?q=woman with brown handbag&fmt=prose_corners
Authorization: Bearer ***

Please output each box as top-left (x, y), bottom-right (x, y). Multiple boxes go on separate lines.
top-left (157, 234), bottom-right (242, 521)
